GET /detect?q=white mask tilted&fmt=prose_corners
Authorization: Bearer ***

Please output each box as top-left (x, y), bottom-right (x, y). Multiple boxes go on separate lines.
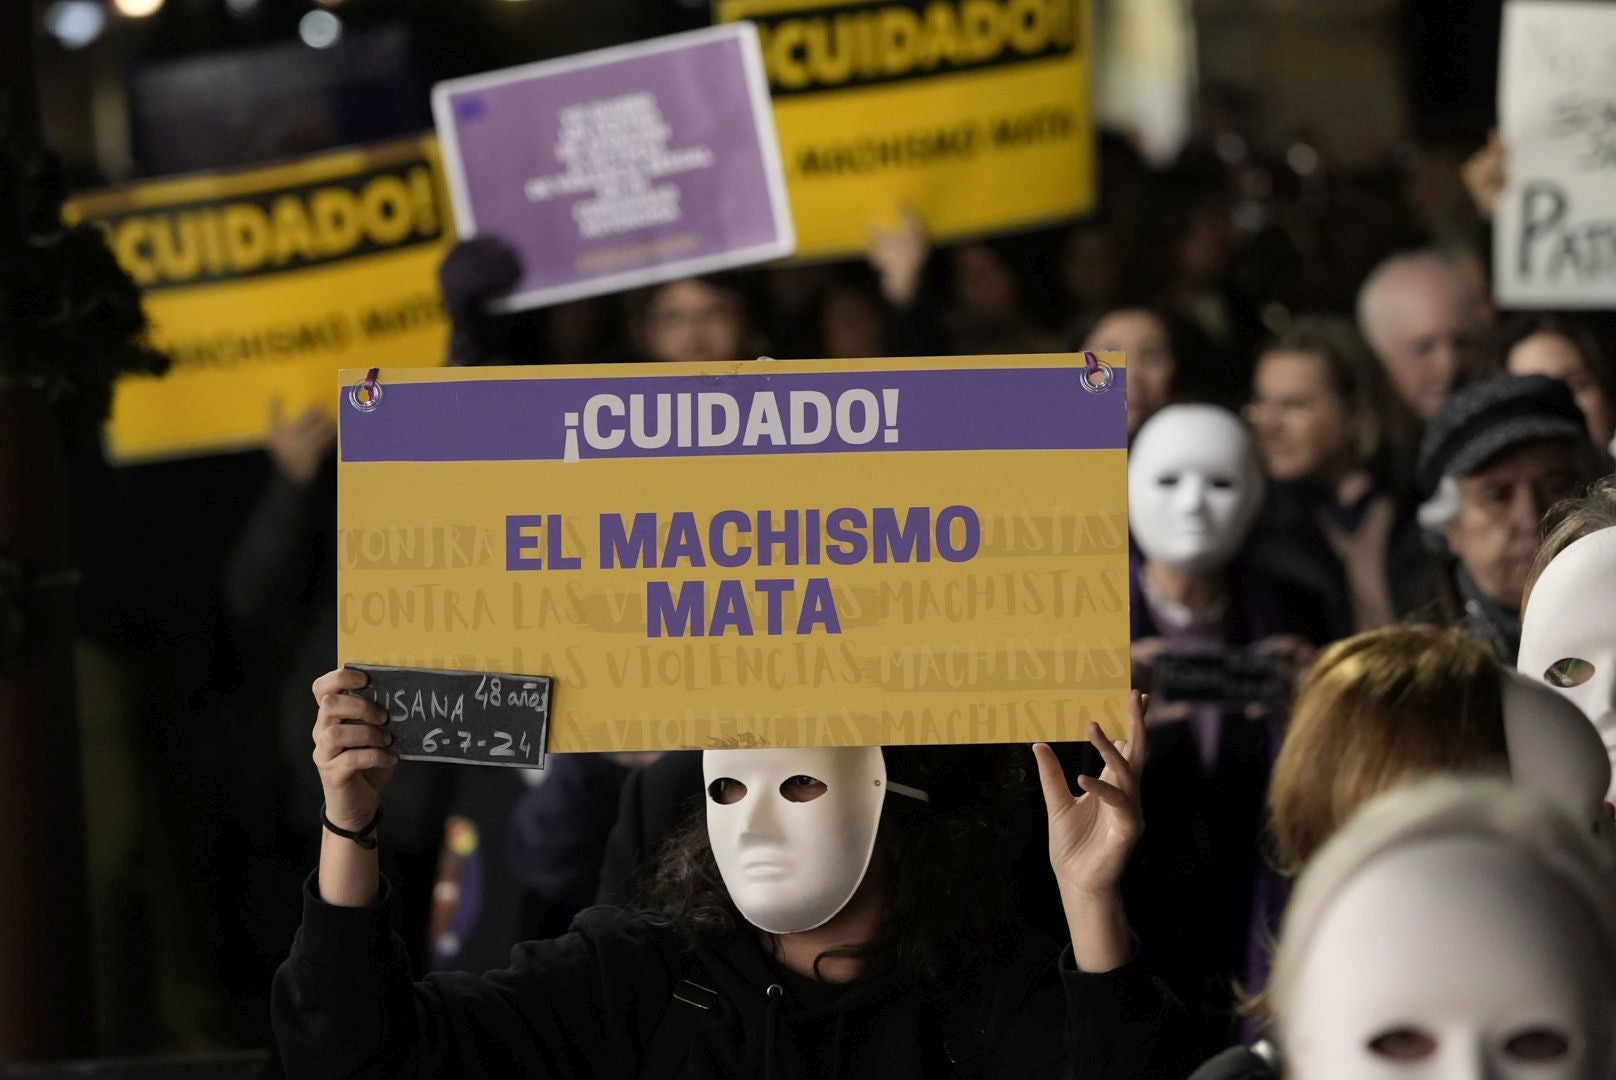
top-left (1500, 669), bottom-right (1611, 835)
top-left (1518, 528), bottom-right (1616, 800)
top-left (702, 746), bottom-right (927, 934)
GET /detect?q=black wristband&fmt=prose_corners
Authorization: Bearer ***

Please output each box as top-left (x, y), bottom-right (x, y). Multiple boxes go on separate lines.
top-left (321, 804), bottom-right (383, 850)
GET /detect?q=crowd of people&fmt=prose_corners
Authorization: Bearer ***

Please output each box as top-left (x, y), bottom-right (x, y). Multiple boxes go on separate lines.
top-left (70, 108), bottom-right (1616, 1076)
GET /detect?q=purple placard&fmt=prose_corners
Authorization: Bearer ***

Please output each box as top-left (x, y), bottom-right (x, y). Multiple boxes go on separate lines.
top-left (341, 366), bottom-right (1128, 463)
top-left (431, 25), bottom-right (794, 312)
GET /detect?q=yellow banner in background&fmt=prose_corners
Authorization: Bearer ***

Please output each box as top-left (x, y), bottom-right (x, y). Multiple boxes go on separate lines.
top-left (714, 0), bottom-right (1095, 258)
top-left (66, 135), bottom-right (453, 462)
top-left (337, 354), bottom-right (1130, 753)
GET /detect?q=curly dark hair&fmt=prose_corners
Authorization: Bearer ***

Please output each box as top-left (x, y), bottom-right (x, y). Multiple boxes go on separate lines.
top-left (638, 744), bottom-right (1033, 986)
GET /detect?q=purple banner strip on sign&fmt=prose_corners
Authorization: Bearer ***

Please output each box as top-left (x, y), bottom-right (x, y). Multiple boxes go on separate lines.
top-left (340, 367), bottom-right (1127, 463)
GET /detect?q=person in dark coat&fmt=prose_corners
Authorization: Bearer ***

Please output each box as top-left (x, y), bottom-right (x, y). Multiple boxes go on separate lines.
top-left (438, 235), bottom-right (763, 367)
top-left (1413, 374), bottom-right (1597, 663)
top-left (1124, 404), bottom-right (1322, 1057)
top-left (273, 669), bottom-right (1192, 1080)
top-left (1245, 317), bottom-right (1430, 640)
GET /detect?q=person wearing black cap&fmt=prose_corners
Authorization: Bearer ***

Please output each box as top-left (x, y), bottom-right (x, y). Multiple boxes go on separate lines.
top-left (1415, 373), bottom-right (1597, 662)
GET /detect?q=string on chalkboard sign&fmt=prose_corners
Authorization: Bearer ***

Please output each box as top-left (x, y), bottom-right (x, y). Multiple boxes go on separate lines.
top-left (348, 367), bottom-right (383, 412)
top-left (1081, 350), bottom-right (1114, 394)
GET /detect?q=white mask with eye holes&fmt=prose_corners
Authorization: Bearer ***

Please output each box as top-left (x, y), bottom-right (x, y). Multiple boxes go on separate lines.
top-left (1128, 404), bottom-right (1265, 574)
top-left (703, 746), bottom-right (929, 934)
top-left (1519, 528), bottom-right (1616, 801)
top-left (1501, 670), bottom-right (1612, 837)
top-left (1281, 837), bottom-right (1616, 1080)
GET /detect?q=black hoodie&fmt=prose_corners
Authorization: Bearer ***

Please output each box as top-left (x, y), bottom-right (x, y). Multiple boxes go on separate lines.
top-left (272, 879), bottom-right (1193, 1080)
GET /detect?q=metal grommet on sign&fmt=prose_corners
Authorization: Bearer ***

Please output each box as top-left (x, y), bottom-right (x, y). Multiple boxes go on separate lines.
top-left (348, 367), bottom-right (382, 412)
top-left (1080, 351), bottom-right (1114, 394)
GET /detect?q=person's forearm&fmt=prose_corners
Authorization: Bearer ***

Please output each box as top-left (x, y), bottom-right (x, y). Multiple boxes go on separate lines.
top-left (318, 829), bottom-right (382, 908)
top-left (1060, 884), bottom-right (1131, 973)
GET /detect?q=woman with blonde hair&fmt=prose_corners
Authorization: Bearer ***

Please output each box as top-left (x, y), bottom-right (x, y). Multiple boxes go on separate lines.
top-left (1245, 317), bottom-right (1430, 641)
top-left (1267, 623), bottom-right (1608, 875)
top-left (1229, 622), bottom-right (1610, 1031)
top-left (1269, 624), bottom-right (1503, 876)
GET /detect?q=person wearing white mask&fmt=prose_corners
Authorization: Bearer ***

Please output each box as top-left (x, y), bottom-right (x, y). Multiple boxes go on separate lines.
top-left (1128, 404), bottom-right (1325, 696)
top-left (1124, 404), bottom-right (1322, 1056)
top-left (1519, 478), bottom-right (1616, 800)
top-left (1238, 778), bottom-right (1616, 1080)
top-left (1129, 404), bottom-right (1266, 583)
top-left (1186, 630), bottom-right (1614, 1079)
top-left (273, 669), bottom-right (1194, 1080)
top-left (699, 746), bottom-right (926, 938)
top-left (1269, 625), bottom-right (1612, 882)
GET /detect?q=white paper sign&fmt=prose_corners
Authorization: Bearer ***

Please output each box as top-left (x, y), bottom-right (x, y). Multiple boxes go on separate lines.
top-left (1494, 1), bottom-right (1616, 308)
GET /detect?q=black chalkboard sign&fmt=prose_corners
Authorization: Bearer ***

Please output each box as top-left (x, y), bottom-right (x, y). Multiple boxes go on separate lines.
top-left (1152, 649), bottom-right (1292, 708)
top-left (345, 664), bottom-right (551, 769)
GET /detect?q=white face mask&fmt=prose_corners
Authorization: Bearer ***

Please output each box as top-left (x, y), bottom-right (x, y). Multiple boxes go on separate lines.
top-left (1128, 404), bottom-right (1265, 573)
top-left (702, 746), bottom-right (926, 934)
top-left (1501, 670), bottom-right (1612, 835)
top-left (1283, 837), bottom-right (1616, 1080)
top-left (1519, 528), bottom-right (1616, 801)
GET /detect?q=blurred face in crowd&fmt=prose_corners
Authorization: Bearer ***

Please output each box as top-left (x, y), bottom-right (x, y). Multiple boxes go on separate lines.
top-left (1361, 259), bottom-right (1485, 420)
top-left (642, 279), bottom-right (746, 363)
top-left (1059, 224), bottom-right (1117, 311)
top-left (1508, 332), bottom-right (1616, 454)
top-left (767, 264), bottom-right (833, 322)
top-left (541, 299), bottom-right (605, 365)
top-left (1282, 838), bottom-right (1616, 1080)
top-left (1128, 405), bottom-right (1264, 574)
top-left (1177, 201), bottom-right (1232, 290)
top-left (1445, 441), bottom-right (1581, 611)
top-left (951, 243), bottom-right (1020, 322)
top-left (820, 285), bottom-right (887, 359)
top-left (1083, 308), bottom-right (1174, 436)
top-left (1248, 349), bottom-right (1356, 484)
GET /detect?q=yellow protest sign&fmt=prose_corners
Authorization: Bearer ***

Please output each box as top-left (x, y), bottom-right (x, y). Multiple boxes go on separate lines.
top-left (713, 0), bottom-right (1095, 259)
top-left (337, 354), bottom-right (1129, 752)
top-left (66, 135), bottom-right (453, 461)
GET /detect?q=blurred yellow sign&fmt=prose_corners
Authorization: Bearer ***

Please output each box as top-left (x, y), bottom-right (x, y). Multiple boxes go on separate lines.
top-left (66, 135), bottom-right (453, 461)
top-left (714, 0), bottom-right (1096, 258)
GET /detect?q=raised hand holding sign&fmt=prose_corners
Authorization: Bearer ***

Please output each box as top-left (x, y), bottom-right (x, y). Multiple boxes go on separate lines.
top-left (347, 663), bottom-right (552, 769)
